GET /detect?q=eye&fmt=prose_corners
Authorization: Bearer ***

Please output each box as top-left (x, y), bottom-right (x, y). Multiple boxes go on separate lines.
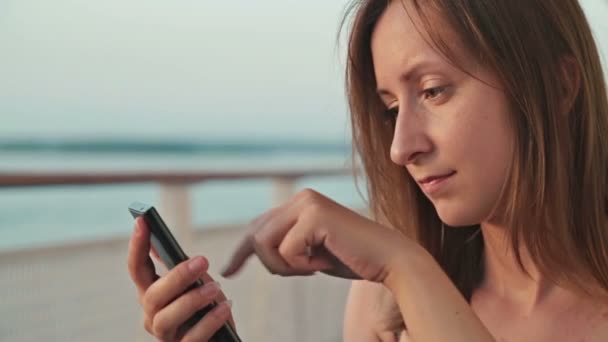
top-left (422, 86), bottom-right (446, 100)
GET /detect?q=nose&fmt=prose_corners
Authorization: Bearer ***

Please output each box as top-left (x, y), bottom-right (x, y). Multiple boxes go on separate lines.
top-left (390, 108), bottom-right (433, 166)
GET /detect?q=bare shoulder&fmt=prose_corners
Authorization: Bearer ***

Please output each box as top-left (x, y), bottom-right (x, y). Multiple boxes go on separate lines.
top-left (591, 308), bottom-right (608, 342)
top-left (344, 280), bottom-right (405, 342)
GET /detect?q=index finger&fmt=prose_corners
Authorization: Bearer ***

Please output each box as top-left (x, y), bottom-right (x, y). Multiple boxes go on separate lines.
top-left (220, 234), bottom-right (255, 277)
top-left (219, 209), bottom-right (277, 278)
top-left (220, 197), bottom-right (303, 277)
top-left (127, 217), bottom-right (159, 296)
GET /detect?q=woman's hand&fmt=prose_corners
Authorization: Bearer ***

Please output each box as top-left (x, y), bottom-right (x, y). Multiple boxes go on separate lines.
top-left (221, 189), bottom-right (416, 284)
top-left (219, 190), bottom-right (495, 342)
top-left (127, 218), bottom-right (236, 342)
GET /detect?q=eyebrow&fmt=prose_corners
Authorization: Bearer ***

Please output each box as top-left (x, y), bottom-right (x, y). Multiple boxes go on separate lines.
top-left (376, 59), bottom-right (437, 96)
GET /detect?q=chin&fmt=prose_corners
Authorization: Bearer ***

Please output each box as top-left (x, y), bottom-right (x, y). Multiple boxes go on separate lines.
top-left (433, 200), bottom-right (484, 227)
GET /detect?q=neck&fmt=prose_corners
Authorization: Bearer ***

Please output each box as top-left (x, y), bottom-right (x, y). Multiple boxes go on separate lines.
top-left (479, 222), bottom-right (558, 310)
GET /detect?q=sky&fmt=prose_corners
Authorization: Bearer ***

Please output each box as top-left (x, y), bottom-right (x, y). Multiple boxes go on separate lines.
top-left (1, 0), bottom-right (607, 141)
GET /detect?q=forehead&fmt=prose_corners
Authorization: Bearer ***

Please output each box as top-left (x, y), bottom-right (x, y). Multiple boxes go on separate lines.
top-left (370, 1), bottom-right (469, 81)
top-left (371, 1), bottom-right (430, 56)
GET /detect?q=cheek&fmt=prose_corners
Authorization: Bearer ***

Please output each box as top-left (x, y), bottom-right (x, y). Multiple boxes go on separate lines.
top-left (469, 99), bottom-right (513, 190)
top-left (431, 93), bottom-right (514, 225)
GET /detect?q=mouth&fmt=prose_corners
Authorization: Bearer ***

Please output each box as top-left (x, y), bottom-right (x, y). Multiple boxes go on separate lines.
top-left (417, 171), bottom-right (456, 195)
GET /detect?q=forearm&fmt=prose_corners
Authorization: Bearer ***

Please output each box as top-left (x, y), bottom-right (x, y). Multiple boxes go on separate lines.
top-left (384, 246), bottom-right (495, 342)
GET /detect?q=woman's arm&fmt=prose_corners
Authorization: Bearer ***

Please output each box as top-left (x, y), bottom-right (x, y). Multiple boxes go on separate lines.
top-left (344, 281), bottom-right (383, 342)
top-left (220, 189), bottom-right (494, 341)
top-left (384, 246), bottom-right (495, 342)
top-left (344, 280), bottom-right (404, 342)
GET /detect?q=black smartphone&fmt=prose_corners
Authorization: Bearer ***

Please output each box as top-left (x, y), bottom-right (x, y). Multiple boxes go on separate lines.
top-left (128, 201), bottom-right (242, 342)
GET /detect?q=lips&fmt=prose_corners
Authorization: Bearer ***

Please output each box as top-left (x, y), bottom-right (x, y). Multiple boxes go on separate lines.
top-left (417, 171), bottom-right (456, 185)
top-left (417, 171), bottom-right (456, 195)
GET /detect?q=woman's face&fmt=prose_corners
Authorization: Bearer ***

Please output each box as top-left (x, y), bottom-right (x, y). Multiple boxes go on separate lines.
top-left (371, 1), bottom-right (514, 226)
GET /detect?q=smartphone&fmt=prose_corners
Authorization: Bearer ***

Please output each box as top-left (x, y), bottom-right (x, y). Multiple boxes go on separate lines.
top-left (128, 201), bottom-right (242, 342)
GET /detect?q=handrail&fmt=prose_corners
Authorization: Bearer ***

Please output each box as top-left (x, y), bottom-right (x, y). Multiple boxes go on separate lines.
top-left (0, 167), bottom-right (354, 187)
top-left (0, 167), bottom-right (362, 254)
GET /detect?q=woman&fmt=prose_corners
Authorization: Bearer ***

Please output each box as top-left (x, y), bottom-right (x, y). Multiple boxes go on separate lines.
top-left (127, 0), bottom-right (608, 340)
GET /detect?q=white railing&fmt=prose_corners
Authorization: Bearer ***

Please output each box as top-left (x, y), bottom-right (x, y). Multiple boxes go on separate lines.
top-left (0, 168), bottom-right (359, 342)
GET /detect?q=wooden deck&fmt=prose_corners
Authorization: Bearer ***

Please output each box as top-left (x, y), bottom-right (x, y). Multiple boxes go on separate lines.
top-left (0, 226), bottom-right (350, 342)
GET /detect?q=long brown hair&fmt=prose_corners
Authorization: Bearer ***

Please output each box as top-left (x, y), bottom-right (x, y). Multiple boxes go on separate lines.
top-left (342, 0), bottom-right (608, 300)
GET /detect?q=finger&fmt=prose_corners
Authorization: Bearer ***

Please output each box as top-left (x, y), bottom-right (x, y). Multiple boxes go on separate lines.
top-left (221, 205), bottom-right (286, 277)
top-left (281, 218), bottom-right (361, 279)
top-left (180, 301), bottom-right (233, 342)
top-left (128, 217), bottom-right (159, 297)
top-left (253, 240), bottom-right (313, 276)
top-left (151, 281), bottom-right (222, 340)
top-left (230, 204), bottom-right (311, 276)
top-left (220, 234), bottom-right (255, 277)
top-left (252, 215), bottom-right (314, 276)
top-left (279, 219), bottom-right (334, 272)
top-left (142, 256), bottom-right (209, 318)
top-left (221, 194), bottom-right (310, 277)
top-left (220, 206), bottom-right (282, 277)
top-left (150, 246), bottom-right (160, 262)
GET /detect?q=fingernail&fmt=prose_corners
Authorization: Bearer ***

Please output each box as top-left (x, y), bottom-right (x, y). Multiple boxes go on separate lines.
top-left (199, 282), bottom-right (221, 296)
top-left (188, 257), bottom-right (206, 273)
top-left (212, 300), bottom-right (232, 318)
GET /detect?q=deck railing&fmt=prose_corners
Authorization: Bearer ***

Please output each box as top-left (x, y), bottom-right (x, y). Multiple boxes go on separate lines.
top-left (0, 168), bottom-right (359, 342)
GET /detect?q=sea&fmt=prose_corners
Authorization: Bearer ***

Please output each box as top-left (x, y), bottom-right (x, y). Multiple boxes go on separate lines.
top-left (0, 139), bottom-right (367, 252)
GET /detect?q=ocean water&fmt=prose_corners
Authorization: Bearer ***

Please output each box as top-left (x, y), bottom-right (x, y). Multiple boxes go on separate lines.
top-left (0, 140), bottom-right (367, 251)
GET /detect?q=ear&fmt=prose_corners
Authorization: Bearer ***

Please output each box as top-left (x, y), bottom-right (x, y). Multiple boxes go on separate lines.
top-left (557, 55), bottom-right (581, 115)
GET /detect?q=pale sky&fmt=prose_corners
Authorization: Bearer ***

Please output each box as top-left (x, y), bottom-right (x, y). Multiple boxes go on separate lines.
top-left (1, 0), bottom-right (607, 141)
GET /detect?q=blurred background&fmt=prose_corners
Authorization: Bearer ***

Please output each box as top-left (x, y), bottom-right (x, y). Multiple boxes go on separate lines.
top-left (0, 0), bottom-right (607, 341)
